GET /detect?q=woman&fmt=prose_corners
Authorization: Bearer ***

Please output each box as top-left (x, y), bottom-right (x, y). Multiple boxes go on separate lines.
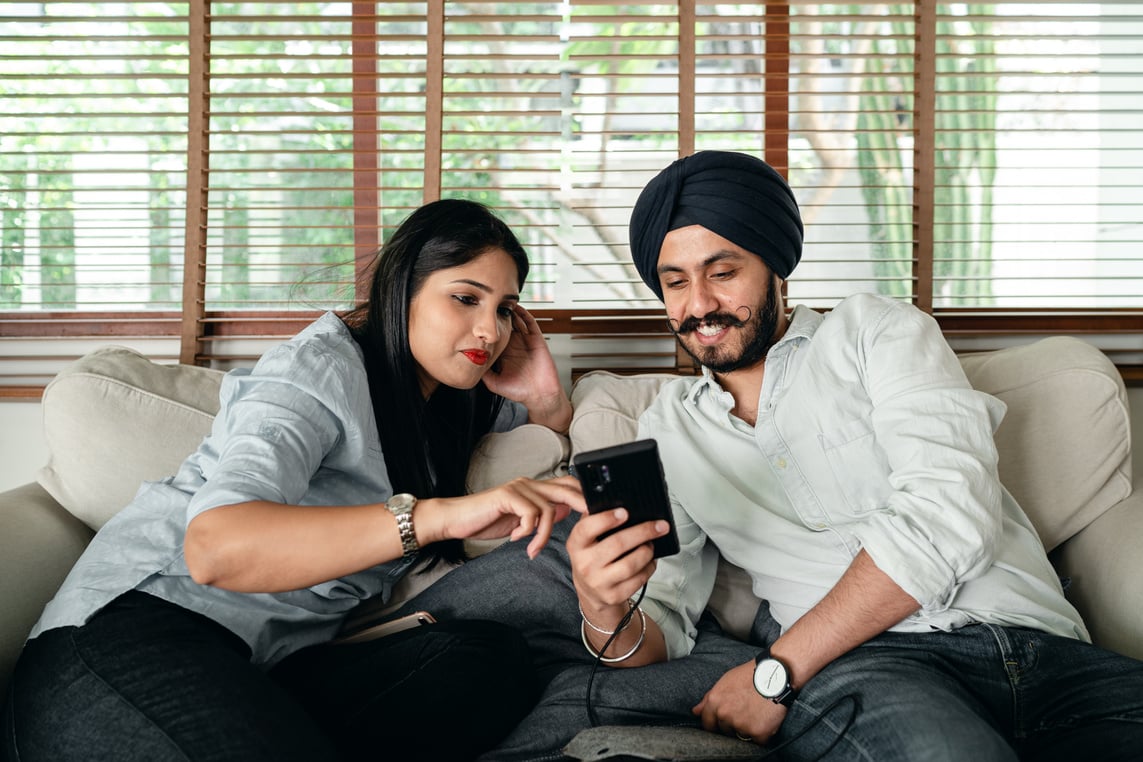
top-left (0, 199), bottom-right (586, 761)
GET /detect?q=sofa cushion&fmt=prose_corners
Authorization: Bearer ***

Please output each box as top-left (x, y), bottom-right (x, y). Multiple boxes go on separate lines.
top-left (37, 346), bottom-right (225, 530)
top-left (958, 336), bottom-right (1131, 551)
top-left (464, 423), bottom-right (570, 557)
top-left (569, 371), bottom-right (677, 459)
top-left (466, 424), bottom-right (570, 493)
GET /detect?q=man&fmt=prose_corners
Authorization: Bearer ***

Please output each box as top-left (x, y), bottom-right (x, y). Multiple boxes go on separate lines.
top-left (566, 150), bottom-right (1143, 760)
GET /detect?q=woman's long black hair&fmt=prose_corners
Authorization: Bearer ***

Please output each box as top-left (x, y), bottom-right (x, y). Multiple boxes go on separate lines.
top-left (341, 199), bottom-right (530, 566)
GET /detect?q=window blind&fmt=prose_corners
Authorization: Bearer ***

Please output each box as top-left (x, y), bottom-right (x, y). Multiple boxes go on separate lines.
top-left (932, 2), bottom-right (1143, 311)
top-left (185, 0), bottom-right (377, 365)
top-left (3, 1), bottom-right (1143, 393)
top-left (784, 2), bottom-right (918, 309)
top-left (929, 1), bottom-right (1143, 375)
top-left (1, 1), bottom-right (190, 392)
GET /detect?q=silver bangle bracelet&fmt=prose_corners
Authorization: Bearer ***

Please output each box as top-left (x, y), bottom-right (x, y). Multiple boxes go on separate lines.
top-left (581, 606), bottom-right (647, 663)
top-left (579, 603), bottom-right (631, 636)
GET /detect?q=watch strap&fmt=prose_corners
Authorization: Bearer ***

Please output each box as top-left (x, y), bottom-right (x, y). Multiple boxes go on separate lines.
top-left (387, 494), bottom-right (420, 556)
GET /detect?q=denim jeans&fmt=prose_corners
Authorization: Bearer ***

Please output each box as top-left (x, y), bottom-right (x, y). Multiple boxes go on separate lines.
top-left (1, 590), bottom-right (535, 762)
top-left (394, 516), bottom-right (1143, 762)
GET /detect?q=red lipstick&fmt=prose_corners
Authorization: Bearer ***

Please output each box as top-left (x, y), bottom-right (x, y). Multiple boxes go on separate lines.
top-left (462, 349), bottom-right (489, 366)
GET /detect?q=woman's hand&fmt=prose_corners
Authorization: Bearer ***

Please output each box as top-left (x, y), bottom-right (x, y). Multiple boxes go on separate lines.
top-left (482, 306), bottom-right (572, 433)
top-left (418, 475), bottom-right (586, 558)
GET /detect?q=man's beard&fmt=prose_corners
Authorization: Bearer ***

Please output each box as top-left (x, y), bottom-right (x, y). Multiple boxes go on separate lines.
top-left (671, 286), bottom-right (781, 373)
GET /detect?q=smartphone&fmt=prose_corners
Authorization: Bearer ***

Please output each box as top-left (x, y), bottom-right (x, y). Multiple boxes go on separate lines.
top-left (572, 438), bottom-right (680, 558)
top-left (333, 611), bottom-right (436, 645)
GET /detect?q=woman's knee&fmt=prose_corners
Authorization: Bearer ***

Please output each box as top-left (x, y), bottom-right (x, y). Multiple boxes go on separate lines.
top-left (4, 630), bottom-right (186, 761)
top-left (9, 625), bottom-right (336, 762)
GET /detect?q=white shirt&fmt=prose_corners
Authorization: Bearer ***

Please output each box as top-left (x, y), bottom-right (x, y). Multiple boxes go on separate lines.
top-left (638, 293), bottom-right (1089, 659)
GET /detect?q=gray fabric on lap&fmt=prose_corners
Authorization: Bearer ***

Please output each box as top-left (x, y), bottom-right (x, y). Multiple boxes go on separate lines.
top-left (564, 725), bottom-right (765, 761)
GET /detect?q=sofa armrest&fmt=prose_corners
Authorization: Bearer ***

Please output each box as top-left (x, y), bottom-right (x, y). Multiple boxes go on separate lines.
top-left (0, 482), bottom-right (93, 698)
top-left (1051, 490), bottom-right (1143, 662)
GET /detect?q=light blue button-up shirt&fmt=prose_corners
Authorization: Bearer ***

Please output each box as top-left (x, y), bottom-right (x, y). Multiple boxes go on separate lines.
top-left (32, 312), bottom-right (526, 667)
top-left (638, 293), bottom-right (1089, 659)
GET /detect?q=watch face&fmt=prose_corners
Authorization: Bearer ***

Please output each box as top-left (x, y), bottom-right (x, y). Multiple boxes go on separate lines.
top-left (388, 493), bottom-right (415, 514)
top-left (753, 658), bottom-right (788, 698)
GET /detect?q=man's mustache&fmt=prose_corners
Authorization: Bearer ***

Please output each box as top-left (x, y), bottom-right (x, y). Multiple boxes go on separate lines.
top-left (671, 310), bottom-right (750, 335)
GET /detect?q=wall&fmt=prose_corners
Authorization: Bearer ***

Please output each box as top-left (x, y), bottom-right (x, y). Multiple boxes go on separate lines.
top-left (4, 389), bottom-right (1143, 495)
top-left (0, 402), bottom-right (50, 491)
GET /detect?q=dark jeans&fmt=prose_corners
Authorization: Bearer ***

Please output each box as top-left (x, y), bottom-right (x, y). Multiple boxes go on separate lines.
top-left (392, 515), bottom-right (1143, 762)
top-left (1, 591), bottom-right (535, 762)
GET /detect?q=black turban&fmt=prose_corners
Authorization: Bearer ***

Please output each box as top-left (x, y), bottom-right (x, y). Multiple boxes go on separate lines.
top-left (628, 151), bottom-right (804, 300)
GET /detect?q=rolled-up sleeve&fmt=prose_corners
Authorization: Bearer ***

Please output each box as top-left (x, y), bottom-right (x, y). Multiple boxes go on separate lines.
top-left (839, 300), bottom-right (1007, 611)
top-left (187, 346), bottom-right (346, 522)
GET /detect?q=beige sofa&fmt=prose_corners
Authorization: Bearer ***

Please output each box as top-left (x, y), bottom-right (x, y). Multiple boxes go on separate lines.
top-left (2, 336), bottom-right (1142, 708)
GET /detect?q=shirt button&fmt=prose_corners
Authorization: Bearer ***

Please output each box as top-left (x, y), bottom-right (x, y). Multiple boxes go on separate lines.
top-left (776, 457), bottom-right (787, 469)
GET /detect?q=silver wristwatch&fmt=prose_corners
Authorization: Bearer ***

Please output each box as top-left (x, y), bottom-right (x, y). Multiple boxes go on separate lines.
top-left (753, 649), bottom-right (797, 707)
top-left (386, 493), bottom-right (419, 556)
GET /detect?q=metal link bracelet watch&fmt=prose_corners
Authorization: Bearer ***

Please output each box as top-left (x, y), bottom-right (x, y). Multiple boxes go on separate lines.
top-left (386, 493), bottom-right (419, 556)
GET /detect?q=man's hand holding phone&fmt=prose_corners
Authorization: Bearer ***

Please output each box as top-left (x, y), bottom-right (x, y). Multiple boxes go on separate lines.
top-left (570, 506), bottom-right (673, 595)
top-left (566, 439), bottom-right (676, 667)
top-left (566, 505), bottom-right (672, 668)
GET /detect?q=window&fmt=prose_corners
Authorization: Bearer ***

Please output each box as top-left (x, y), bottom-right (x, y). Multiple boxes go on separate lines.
top-left (3, 1), bottom-right (1142, 394)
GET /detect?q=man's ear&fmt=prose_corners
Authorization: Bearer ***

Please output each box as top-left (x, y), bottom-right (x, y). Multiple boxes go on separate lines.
top-left (773, 274), bottom-right (791, 321)
top-left (774, 274), bottom-right (788, 302)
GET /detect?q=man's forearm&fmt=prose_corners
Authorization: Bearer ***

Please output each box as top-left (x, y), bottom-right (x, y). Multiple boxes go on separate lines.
top-left (768, 549), bottom-right (920, 690)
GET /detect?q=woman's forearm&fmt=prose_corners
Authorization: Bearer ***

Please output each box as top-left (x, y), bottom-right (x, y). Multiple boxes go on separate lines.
top-left (526, 391), bottom-right (573, 434)
top-left (185, 499), bottom-right (422, 592)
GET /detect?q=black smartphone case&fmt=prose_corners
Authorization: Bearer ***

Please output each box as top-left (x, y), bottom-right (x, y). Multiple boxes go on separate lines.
top-left (573, 438), bottom-right (681, 558)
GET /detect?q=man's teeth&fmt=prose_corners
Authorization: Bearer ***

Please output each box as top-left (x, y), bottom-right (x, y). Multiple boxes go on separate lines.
top-left (697, 324), bottom-right (723, 337)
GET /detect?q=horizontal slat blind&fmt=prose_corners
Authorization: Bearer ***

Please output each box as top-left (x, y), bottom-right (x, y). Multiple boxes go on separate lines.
top-left (0, 1), bottom-right (192, 388)
top-left (784, 2), bottom-right (917, 309)
top-left (695, 3), bottom-right (771, 155)
top-left (4, 1), bottom-right (1143, 393)
top-left (931, 1), bottom-right (1143, 310)
top-left (1, 1), bottom-right (190, 314)
top-left (564, 1), bottom-right (683, 311)
top-left (437, 0), bottom-right (566, 305)
top-left (203, 2), bottom-right (362, 313)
